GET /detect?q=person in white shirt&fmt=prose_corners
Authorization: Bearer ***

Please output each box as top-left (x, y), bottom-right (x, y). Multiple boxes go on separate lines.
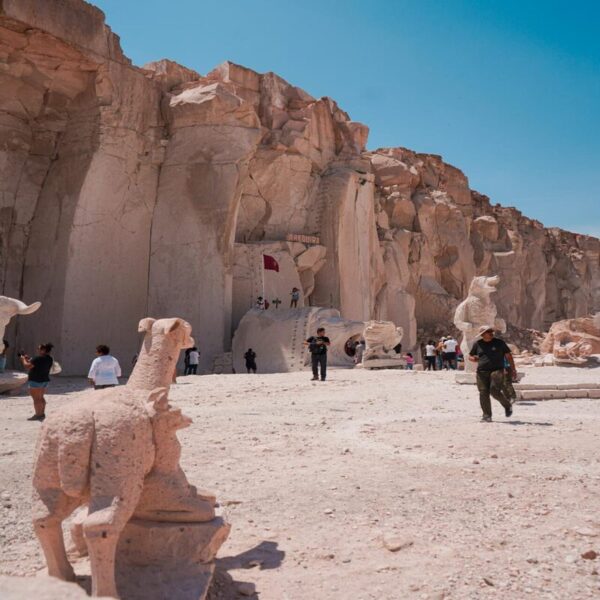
top-left (442, 336), bottom-right (458, 370)
top-left (88, 345), bottom-right (122, 389)
top-left (187, 346), bottom-right (200, 375)
top-left (424, 340), bottom-right (436, 371)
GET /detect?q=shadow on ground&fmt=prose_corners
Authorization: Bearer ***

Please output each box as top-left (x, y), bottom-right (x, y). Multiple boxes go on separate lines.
top-left (208, 541), bottom-right (285, 599)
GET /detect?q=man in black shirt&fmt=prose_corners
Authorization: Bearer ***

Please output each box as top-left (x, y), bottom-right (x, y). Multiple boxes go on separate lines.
top-left (469, 325), bottom-right (517, 422)
top-left (304, 327), bottom-right (331, 381)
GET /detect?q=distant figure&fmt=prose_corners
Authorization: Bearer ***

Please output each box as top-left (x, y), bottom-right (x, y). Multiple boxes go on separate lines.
top-left (290, 287), bottom-right (300, 308)
top-left (256, 296), bottom-right (265, 310)
top-left (88, 344), bottom-right (122, 390)
top-left (436, 338), bottom-right (446, 370)
top-left (469, 325), bottom-right (516, 422)
top-left (443, 336), bottom-right (458, 370)
top-left (183, 347), bottom-right (192, 375)
top-left (244, 348), bottom-right (257, 373)
top-left (304, 327), bottom-right (330, 381)
top-left (0, 338), bottom-right (8, 372)
top-left (264, 299), bottom-right (270, 310)
top-left (187, 346), bottom-right (200, 374)
top-left (424, 340), bottom-right (436, 371)
top-left (20, 343), bottom-right (54, 422)
top-left (405, 352), bottom-right (414, 370)
top-left (354, 340), bottom-right (365, 365)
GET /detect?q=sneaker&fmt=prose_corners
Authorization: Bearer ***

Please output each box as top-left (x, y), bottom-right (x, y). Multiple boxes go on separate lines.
top-left (481, 415), bottom-right (492, 423)
top-left (27, 414), bottom-right (45, 421)
top-left (505, 406), bottom-right (513, 417)
top-left (311, 377), bottom-right (318, 381)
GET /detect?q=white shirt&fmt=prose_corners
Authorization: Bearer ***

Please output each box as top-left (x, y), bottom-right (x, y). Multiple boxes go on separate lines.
top-left (443, 339), bottom-right (458, 352)
top-left (88, 355), bottom-right (121, 385)
top-left (188, 350), bottom-right (199, 365)
top-left (425, 344), bottom-right (436, 357)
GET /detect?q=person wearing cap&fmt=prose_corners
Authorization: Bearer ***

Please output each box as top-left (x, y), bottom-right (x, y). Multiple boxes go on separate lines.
top-left (469, 325), bottom-right (517, 422)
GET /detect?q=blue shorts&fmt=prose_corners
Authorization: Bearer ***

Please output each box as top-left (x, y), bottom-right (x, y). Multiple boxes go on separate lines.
top-left (29, 381), bottom-right (49, 389)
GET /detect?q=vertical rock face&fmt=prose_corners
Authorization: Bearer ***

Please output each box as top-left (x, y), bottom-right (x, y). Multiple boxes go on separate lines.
top-left (0, 0), bottom-right (598, 373)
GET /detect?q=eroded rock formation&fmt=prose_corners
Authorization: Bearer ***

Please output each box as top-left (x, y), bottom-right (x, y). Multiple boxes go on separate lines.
top-left (1, 0), bottom-right (598, 373)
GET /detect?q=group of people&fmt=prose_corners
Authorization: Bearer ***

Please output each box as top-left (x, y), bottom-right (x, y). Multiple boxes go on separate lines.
top-left (11, 318), bottom-right (517, 425)
top-left (255, 287), bottom-right (301, 311)
top-left (424, 336), bottom-right (460, 370)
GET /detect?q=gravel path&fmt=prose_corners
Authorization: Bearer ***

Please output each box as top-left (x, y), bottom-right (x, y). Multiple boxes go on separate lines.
top-left (1, 366), bottom-right (599, 599)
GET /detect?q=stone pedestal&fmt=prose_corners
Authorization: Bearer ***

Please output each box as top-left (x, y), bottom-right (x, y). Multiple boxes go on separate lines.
top-left (362, 357), bottom-right (406, 369)
top-left (69, 516), bottom-right (230, 600)
top-left (0, 371), bottom-right (27, 395)
top-left (114, 517), bottom-right (230, 600)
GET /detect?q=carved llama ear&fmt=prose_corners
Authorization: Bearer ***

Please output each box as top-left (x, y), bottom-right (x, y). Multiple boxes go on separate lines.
top-left (160, 318), bottom-right (181, 334)
top-left (138, 318), bottom-right (156, 333)
top-left (147, 387), bottom-right (169, 412)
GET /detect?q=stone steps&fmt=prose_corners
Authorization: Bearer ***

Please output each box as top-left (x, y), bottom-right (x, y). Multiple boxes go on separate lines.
top-left (516, 387), bottom-right (600, 401)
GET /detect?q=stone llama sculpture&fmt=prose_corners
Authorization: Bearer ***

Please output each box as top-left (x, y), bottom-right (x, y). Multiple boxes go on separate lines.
top-left (0, 296), bottom-right (42, 394)
top-left (32, 318), bottom-right (228, 599)
top-left (0, 296), bottom-right (42, 352)
top-left (361, 320), bottom-right (404, 369)
top-left (454, 275), bottom-right (506, 373)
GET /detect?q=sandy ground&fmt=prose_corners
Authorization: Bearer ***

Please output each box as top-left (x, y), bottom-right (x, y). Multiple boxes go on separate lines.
top-left (1, 366), bottom-right (600, 599)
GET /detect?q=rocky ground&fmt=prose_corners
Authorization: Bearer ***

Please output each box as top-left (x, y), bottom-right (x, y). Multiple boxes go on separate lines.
top-left (1, 366), bottom-right (600, 599)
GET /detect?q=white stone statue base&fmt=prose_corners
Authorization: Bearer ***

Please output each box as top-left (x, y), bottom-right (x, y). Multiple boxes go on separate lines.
top-left (362, 358), bottom-right (406, 370)
top-left (0, 371), bottom-right (27, 395)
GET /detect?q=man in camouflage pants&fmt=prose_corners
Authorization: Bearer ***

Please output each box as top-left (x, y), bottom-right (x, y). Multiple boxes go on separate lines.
top-left (469, 325), bottom-right (517, 422)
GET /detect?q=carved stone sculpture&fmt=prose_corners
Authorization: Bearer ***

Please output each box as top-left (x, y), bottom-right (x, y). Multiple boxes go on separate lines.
top-left (0, 296), bottom-right (41, 353)
top-left (32, 318), bottom-right (228, 599)
top-left (0, 296), bottom-right (42, 394)
top-left (454, 276), bottom-right (506, 373)
top-left (539, 316), bottom-right (600, 365)
top-left (231, 307), bottom-right (365, 373)
top-left (361, 320), bottom-right (404, 369)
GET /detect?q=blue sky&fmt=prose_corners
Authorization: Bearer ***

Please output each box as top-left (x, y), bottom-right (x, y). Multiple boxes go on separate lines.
top-left (93, 0), bottom-right (600, 236)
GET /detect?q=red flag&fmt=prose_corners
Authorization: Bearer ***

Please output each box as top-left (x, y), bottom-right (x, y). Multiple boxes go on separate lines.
top-left (263, 254), bottom-right (279, 272)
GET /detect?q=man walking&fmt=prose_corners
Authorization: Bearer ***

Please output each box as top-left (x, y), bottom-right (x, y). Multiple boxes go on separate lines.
top-left (469, 325), bottom-right (517, 422)
top-left (304, 327), bottom-right (330, 381)
top-left (88, 345), bottom-right (121, 390)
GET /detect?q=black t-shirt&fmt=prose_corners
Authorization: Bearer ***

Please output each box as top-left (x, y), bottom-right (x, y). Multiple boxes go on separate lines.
top-left (244, 350), bottom-right (256, 364)
top-left (307, 336), bottom-right (330, 355)
top-left (469, 338), bottom-right (510, 371)
top-left (28, 354), bottom-right (53, 382)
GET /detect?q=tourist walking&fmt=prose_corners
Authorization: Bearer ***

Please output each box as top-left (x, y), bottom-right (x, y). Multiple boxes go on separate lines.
top-left (405, 352), bottom-right (414, 370)
top-left (20, 343), bottom-right (54, 421)
top-left (244, 348), bottom-right (257, 373)
top-left (443, 336), bottom-right (458, 370)
top-left (0, 339), bottom-right (8, 372)
top-left (88, 345), bottom-right (121, 389)
top-left (304, 327), bottom-right (330, 381)
top-left (469, 325), bottom-right (517, 422)
top-left (424, 340), bottom-right (436, 371)
top-left (187, 346), bottom-right (199, 374)
top-left (290, 287), bottom-right (300, 308)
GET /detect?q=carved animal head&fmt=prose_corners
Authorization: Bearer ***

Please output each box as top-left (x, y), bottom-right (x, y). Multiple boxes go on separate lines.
top-left (0, 297), bottom-right (42, 352)
top-left (468, 275), bottom-right (500, 299)
top-left (138, 317), bottom-right (194, 350)
top-left (127, 317), bottom-right (195, 390)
